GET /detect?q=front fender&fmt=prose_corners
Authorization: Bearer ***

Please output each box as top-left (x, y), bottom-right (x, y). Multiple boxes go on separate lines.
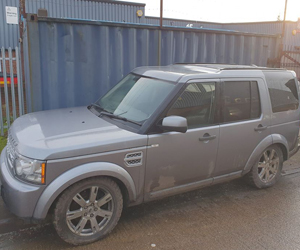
top-left (33, 162), bottom-right (136, 219)
top-left (242, 134), bottom-right (289, 174)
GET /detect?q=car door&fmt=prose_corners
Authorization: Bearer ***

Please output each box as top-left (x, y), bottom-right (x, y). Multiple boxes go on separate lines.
top-left (144, 80), bottom-right (220, 201)
top-left (213, 78), bottom-right (271, 177)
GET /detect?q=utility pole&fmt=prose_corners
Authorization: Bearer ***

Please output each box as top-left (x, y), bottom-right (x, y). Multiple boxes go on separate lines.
top-left (160, 0), bottom-right (163, 29)
top-left (278, 0), bottom-right (288, 67)
top-left (158, 0), bottom-right (163, 66)
top-left (281, 0), bottom-right (288, 42)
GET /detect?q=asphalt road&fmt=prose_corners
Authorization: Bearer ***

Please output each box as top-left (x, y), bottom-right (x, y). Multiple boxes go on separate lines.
top-left (1, 152), bottom-right (300, 250)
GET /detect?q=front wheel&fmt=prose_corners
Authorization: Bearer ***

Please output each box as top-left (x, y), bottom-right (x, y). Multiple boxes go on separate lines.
top-left (245, 145), bottom-right (283, 189)
top-left (53, 177), bottom-right (123, 245)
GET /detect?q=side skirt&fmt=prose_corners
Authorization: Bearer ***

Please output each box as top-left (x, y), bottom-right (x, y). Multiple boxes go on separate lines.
top-left (147, 171), bottom-right (243, 201)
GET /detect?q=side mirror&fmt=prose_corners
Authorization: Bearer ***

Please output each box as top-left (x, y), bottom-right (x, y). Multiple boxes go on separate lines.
top-left (161, 116), bottom-right (188, 133)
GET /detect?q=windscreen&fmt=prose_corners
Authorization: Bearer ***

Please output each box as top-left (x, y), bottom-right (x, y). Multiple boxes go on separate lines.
top-left (96, 74), bottom-right (175, 123)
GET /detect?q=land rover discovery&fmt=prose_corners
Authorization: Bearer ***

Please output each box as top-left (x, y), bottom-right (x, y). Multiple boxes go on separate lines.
top-left (0, 64), bottom-right (299, 245)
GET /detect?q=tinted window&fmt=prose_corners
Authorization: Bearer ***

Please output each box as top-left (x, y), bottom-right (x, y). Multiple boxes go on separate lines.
top-left (167, 82), bottom-right (216, 129)
top-left (250, 81), bottom-right (261, 118)
top-left (264, 71), bottom-right (299, 113)
top-left (223, 81), bottom-right (261, 123)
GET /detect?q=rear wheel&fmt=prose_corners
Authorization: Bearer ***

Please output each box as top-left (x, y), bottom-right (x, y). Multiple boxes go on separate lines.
top-left (53, 177), bottom-right (123, 245)
top-left (246, 145), bottom-right (283, 189)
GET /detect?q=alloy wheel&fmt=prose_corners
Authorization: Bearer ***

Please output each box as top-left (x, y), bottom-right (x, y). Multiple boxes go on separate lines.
top-left (66, 186), bottom-right (114, 236)
top-left (257, 149), bottom-right (279, 183)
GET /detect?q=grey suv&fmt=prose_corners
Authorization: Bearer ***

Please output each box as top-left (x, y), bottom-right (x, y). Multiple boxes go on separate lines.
top-left (1, 64), bottom-right (299, 245)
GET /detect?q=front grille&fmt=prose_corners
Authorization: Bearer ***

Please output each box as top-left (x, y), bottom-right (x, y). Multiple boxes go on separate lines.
top-left (6, 131), bottom-right (17, 172)
top-left (124, 152), bottom-right (143, 167)
top-left (8, 131), bottom-right (18, 148)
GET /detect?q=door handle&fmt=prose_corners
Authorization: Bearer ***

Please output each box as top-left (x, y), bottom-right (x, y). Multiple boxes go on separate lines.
top-left (199, 133), bottom-right (217, 141)
top-left (254, 124), bottom-right (268, 132)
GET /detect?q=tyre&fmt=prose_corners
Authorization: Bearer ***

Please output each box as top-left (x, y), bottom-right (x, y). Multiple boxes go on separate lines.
top-left (53, 177), bottom-right (123, 245)
top-left (246, 145), bottom-right (283, 189)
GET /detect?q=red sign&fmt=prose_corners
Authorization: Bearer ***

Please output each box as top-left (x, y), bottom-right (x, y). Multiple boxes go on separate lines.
top-left (0, 76), bottom-right (18, 85)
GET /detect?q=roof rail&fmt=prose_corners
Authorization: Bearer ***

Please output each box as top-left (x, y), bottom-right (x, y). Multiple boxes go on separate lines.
top-left (220, 67), bottom-right (285, 71)
top-left (172, 63), bottom-right (286, 71)
top-left (173, 63), bottom-right (237, 65)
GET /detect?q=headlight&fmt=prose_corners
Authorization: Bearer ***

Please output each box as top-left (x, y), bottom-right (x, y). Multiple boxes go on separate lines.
top-left (14, 154), bottom-right (46, 184)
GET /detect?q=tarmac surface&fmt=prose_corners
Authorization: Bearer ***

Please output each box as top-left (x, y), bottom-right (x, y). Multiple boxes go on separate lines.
top-left (1, 152), bottom-right (300, 249)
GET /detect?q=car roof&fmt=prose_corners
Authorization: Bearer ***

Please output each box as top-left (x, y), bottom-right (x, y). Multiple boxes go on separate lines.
top-left (132, 64), bottom-right (288, 82)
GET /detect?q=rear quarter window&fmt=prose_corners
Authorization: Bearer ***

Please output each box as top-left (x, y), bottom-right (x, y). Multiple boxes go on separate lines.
top-left (263, 71), bottom-right (299, 113)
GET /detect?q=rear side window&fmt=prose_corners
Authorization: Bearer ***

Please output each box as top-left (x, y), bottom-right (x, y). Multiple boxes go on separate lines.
top-left (223, 81), bottom-right (261, 123)
top-left (264, 71), bottom-right (299, 113)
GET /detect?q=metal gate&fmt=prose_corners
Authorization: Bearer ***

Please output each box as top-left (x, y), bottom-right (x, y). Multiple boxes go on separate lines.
top-left (0, 47), bottom-right (25, 136)
top-left (281, 46), bottom-right (300, 80)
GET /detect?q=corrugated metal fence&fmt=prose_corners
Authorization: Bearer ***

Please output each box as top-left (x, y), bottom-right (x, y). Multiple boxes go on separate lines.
top-left (0, 47), bottom-right (25, 135)
top-left (23, 16), bottom-right (280, 112)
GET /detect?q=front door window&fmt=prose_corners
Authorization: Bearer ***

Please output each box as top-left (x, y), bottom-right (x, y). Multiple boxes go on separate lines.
top-left (167, 82), bottom-right (216, 129)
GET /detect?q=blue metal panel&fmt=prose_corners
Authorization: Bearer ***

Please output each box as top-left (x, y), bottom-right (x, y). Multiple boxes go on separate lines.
top-left (145, 17), bottom-right (222, 29)
top-left (146, 18), bottom-right (300, 51)
top-left (0, 0), bottom-right (19, 48)
top-left (24, 18), bottom-right (280, 112)
top-left (2, 0), bottom-right (299, 51)
top-left (25, 0), bottom-right (146, 23)
top-left (1, 0), bottom-right (146, 48)
top-left (222, 21), bottom-right (300, 50)
top-left (28, 20), bottom-right (158, 111)
top-left (159, 29), bottom-right (278, 67)
top-left (222, 22), bottom-right (283, 35)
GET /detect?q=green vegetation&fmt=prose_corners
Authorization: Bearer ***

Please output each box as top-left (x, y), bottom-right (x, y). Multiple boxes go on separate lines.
top-left (0, 136), bottom-right (7, 153)
top-left (0, 128), bottom-right (8, 154)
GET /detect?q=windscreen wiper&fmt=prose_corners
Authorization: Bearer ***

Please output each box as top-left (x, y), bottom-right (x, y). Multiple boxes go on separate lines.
top-left (88, 103), bottom-right (104, 111)
top-left (99, 111), bottom-right (141, 126)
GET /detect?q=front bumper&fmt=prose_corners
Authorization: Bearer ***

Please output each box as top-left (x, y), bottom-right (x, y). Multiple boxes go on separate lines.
top-left (0, 147), bottom-right (44, 219)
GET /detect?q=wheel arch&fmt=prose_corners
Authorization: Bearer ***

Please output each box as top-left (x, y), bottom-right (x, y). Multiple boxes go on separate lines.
top-left (271, 134), bottom-right (289, 161)
top-left (242, 134), bottom-right (289, 174)
top-left (33, 162), bottom-right (137, 220)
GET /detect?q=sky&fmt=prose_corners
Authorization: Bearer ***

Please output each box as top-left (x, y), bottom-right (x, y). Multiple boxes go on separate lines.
top-left (120, 0), bottom-right (300, 23)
